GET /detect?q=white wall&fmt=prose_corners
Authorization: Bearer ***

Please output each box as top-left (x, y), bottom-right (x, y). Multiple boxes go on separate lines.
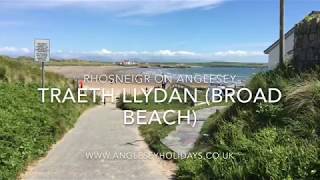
top-left (268, 33), bottom-right (294, 69)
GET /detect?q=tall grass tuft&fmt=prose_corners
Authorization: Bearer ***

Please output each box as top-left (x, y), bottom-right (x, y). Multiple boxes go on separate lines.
top-left (176, 63), bottom-right (320, 179)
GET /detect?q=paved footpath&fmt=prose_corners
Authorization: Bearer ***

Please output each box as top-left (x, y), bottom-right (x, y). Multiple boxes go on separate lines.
top-left (161, 106), bottom-right (226, 154)
top-left (22, 104), bottom-right (173, 180)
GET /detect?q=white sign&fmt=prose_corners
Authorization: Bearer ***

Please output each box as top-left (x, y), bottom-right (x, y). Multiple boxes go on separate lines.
top-left (34, 39), bottom-right (50, 62)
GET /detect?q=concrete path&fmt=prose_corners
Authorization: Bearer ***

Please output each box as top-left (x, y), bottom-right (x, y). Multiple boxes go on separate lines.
top-left (22, 104), bottom-right (174, 180)
top-left (161, 106), bottom-right (226, 154)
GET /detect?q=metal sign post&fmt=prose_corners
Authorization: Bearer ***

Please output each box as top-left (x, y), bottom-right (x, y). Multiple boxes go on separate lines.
top-left (41, 61), bottom-right (45, 88)
top-left (34, 39), bottom-right (50, 88)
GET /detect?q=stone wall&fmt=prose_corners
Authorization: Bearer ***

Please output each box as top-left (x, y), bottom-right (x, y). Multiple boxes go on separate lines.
top-left (293, 14), bottom-right (320, 71)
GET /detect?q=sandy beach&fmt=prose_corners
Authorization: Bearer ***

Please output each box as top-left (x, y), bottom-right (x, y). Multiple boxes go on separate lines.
top-left (45, 65), bottom-right (212, 99)
top-left (45, 65), bottom-right (134, 79)
top-left (46, 66), bottom-right (159, 101)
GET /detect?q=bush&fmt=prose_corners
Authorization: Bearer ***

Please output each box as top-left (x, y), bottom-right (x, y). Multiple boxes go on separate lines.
top-left (116, 93), bottom-right (125, 109)
top-left (0, 66), bottom-right (7, 82)
top-left (255, 103), bottom-right (283, 126)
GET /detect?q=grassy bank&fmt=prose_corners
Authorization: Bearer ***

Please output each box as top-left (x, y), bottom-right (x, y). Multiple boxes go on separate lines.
top-left (176, 65), bottom-right (320, 179)
top-left (0, 56), bottom-right (96, 179)
top-left (5, 56), bottom-right (113, 66)
top-left (139, 116), bottom-right (178, 156)
top-left (138, 101), bottom-right (230, 161)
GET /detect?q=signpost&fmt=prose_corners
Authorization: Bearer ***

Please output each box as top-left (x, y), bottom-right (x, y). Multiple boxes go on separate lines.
top-left (34, 39), bottom-right (50, 88)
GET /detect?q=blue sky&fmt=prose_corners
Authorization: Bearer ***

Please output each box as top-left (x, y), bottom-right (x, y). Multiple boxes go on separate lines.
top-left (0, 0), bottom-right (319, 62)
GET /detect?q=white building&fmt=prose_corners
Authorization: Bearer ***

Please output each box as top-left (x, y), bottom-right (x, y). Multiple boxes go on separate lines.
top-left (264, 28), bottom-right (294, 69)
top-left (264, 11), bottom-right (320, 69)
top-left (117, 60), bottom-right (137, 66)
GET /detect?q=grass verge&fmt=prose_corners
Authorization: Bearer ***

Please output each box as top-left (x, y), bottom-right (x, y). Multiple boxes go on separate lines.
top-left (0, 56), bottom-right (96, 179)
top-left (138, 102), bottom-right (231, 160)
top-left (176, 64), bottom-right (320, 179)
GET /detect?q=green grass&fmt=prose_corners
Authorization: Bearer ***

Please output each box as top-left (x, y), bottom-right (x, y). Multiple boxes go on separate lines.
top-left (0, 56), bottom-right (72, 87)
top-left (0, 56), bottom-right (96, 179)
top-left (176, 64), bottom-right (320, 179)
top-left (6, 56), bottom-right (113, 67)
top-left (139, 116), bottom-right (178, 157)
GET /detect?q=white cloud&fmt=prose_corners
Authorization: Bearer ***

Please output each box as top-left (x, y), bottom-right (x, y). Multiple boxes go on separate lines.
top-left (85, 49), bottom-right (196, 57)
top-left (77, 49), bottom-right (265, 62)
top-left (157, 50), bottom-right (196, 56)
top-left (117, 0), bottom-right (225, 16)
top-left (0, 46), bottom-right (267, 62)
top-left (213, 50), bottom-right (264, 57)
top-left (97, 48), bottom-right (113, 55)
top-left (0, 46), bottom-right (30, 54)
top-left (1, 0), bottom-right (225, 16)
top-left (83, 49), bottom-right (266, 62)
top-left (21, 48), bottom-right (31, 53)
top-left (0, 46), bottom-right (18, 52)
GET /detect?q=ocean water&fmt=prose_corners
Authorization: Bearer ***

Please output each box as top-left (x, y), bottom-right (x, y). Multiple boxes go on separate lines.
top-left (130, 67), bottom-right (266, 83)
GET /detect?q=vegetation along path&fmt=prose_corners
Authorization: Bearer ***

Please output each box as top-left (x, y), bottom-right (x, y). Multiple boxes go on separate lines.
top-left (161, 106), bottom-right (226, 154)
top-left (22, 104), bottom-right (173, 180)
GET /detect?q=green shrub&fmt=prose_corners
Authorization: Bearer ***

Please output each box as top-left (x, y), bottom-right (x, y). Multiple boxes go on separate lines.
top-left (116, 93), bottom-right (125, 109)
top-left (255, 103), bottom-right (283, 126)
top-left (0, 66), bottom-right (7, 81)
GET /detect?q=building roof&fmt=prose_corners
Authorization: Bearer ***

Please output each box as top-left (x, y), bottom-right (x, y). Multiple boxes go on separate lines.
top-left (264, 11), bottom-right (320, 54)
